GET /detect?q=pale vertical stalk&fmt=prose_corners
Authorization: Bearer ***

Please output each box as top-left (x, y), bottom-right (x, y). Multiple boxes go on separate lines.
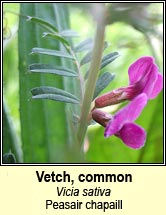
top-left (144, 33), bottom-right (160, 68)
top-left (77, 4), bottom-right (106, 148)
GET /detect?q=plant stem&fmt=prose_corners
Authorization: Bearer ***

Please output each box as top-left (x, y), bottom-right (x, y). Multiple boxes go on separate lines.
top-left (77, 4), bottom-right (106, 149)
top-left (68, 47), bottom-right (84, 99)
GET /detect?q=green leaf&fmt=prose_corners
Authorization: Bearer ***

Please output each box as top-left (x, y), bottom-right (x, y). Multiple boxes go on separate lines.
top-left (60, 29), bottom-right (79, 37)
top-left (80, 41), bottom-right (109, 66)
top-left (84, 51), bottom-right (119, 80)
top-left (100, 52), bottom-right (120, 70)
top-left (80, 51), bottom-right (92, 66)
top-left (29, 64), bottom-right (78, 77)
top-left (93, 72), bottom-right (115, 99)
top-left (74, 38), bottom-right (93, 52)
top-left (31, 86), bottom-right (80, 102)
top-left (27, 16), bottom-right (58, 33)
top-left (31, 47), bottom-right (74, 59)
top-left (32, 94), bottom-right (80, 104)
top-left (42, 32), bottom-right (70, 46)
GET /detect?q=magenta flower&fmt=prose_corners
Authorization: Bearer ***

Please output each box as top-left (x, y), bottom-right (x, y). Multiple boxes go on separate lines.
top-left (104, 93), bottom-right (147, 149)
top-left (115, 122), bottom-right (146, 149)
top-left (92, 56), bottom-right (163, 148)
top-left (95, 56), bottom-right (163, 108)
top-left (128, 56), bottom-right (163, 99)
top-left (92, 93), bottom-right (147, 149)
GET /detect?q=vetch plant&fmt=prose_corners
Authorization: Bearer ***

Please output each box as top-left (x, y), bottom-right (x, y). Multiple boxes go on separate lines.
top-left (27, 5), bottom-right (163, 157)
top-left (3, 3), bottom-right (163, 163)
top-left (24, 4), bottom-right (120, 162)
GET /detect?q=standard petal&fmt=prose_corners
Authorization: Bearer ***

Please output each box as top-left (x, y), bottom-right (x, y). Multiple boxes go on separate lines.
top-left (140, 63), bottom-right (158, 98)
top-left (128, 56), bottom-right (154, 85)
top-left (149, 72), bottom-right (163, 99)
top-left (117, 122), bottom-right (146, 149)
top-left (104, 93), bottom-right (147, 137)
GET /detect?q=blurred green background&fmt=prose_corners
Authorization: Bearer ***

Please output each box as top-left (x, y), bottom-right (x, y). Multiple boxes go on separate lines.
top-left (3, 3), bottom-right (163, 163)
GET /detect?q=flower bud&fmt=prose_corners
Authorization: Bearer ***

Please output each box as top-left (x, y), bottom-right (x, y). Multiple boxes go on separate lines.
top-left (94, 85), bottom-right (141, 108)
top-left (92, 109), bottom-right (112, 127)
top-left (95, 87), bottom-right (127, 108)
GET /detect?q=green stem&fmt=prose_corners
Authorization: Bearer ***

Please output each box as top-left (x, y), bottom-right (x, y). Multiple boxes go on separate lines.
top-left (68, 47), bottom-right (84, 99)
top-left (77, 4), bottom-right (106, 149)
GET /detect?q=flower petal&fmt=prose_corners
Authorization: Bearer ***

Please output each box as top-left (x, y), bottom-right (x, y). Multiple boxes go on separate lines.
top-left (149, 72), bottom-right (163, 99)
top-left (104, 93), bottom-right (147, 137)
top-left (116, 122), bottom-right (146, 149)
top-left (128, 56), bottom-right (154, 85)
top-left (139, 63), bottom-right (158, 98)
